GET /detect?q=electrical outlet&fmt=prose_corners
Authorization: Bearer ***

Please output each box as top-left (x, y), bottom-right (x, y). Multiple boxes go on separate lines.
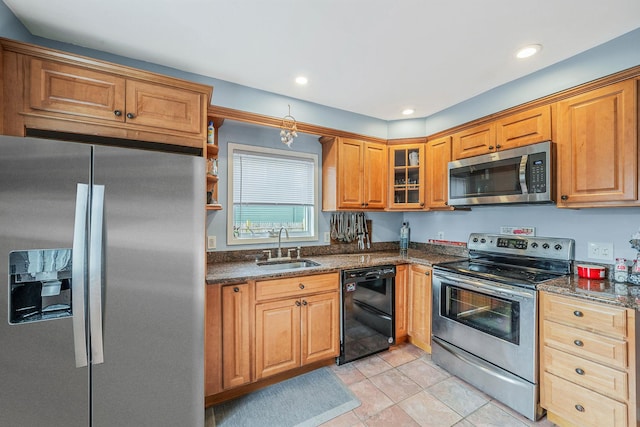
top-left (437, 231), bottom-right (445, 240)
top-left (587, 242), bottom-right (614, 261)
top-left (324, 231), bottom-right (330, 243)
top-left (207, 236), bottom-right (216, 250)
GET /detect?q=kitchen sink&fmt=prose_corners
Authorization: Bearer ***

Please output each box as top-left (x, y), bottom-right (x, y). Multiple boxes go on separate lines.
top-left (256, 259), bottom-right (320, 271)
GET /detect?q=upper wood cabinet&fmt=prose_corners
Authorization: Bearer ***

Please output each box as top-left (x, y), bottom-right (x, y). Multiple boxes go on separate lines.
top-left (1, 38), bottom-right (212, 149)
top-left (426, 136), bottom-right (452, 209)
top-left (556, 79), bottom-right (638, 207)
top-left (388, 142), bottom-right (425, 210)
top-left (321, 137), bottom-right (387, 211)
top-left (452, 105), bottom-right (551, 160)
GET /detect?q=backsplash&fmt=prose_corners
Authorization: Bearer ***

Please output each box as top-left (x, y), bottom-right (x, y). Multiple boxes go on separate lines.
top-left (206, 241), bottom-right (468, 264)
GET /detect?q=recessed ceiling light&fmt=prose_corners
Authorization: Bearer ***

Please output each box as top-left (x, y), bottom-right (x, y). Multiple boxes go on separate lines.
top-left (295, 76), bottom-right (308, 85)
top-left (516, 44), bottom-right (542, 59)
top-left (402, 108), bottom-right (415, 116)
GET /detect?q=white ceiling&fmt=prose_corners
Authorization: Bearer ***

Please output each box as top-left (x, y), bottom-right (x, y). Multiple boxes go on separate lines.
top-left (4, 0), bottom-right (640, 121)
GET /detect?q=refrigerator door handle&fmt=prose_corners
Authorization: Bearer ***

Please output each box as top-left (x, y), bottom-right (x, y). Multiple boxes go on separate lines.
top-left (72, 184), bottom-right (89, 368)
top-left (89, 185), bottom-right (105, 365)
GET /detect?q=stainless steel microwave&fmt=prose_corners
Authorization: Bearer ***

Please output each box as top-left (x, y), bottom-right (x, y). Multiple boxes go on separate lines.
top-left (447, 141), bottom-right (553, 206)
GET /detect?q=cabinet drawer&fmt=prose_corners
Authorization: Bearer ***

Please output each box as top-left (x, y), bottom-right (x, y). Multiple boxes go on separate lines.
top-left (542, 293), bottom-right (628, 338)
top-left (543, 346), bottom-right (628, 401)
top-left (542, 320), bottom-right (627, 369)
top-left (255, 273), bottom-right (339, 301)
top-left (542, 372), bottom-right (627, 427)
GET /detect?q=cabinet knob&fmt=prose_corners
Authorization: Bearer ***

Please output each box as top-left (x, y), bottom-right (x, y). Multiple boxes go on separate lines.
top-left (496, 144), bottom-right (501, 149)
top-left (420, 202), bottom-right (425, 207)
top-left (488, 145), bottom-right (494, 150)
top-left (126, 112), bottom-right (135, 119)
top-left (561, 195), bottom-right (569, 201)
top-left (233, 287), bottom-right (240, 293)
top-left (424, 271), bottom-right (430, 276)
top-left (575, 368), bottom-right (585, 375)
top-left (114, 110), bottom-right (122, 117)
top-left (299, 283), bottom-right (305, 290)
top-left (574, 404), bottom-right (585, 413)
top-left (574, 339), bottom-right (584, 347)
top-left (295, 301), bottom-right (301, 307)
top-left (573, 310), bottom-right (583, 317)
top-left (302, 300), bottom-right (308, 306)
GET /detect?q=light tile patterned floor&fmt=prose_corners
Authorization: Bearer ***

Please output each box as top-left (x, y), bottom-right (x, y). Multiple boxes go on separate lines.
top-left (321, 343), bottom-right (556, 427)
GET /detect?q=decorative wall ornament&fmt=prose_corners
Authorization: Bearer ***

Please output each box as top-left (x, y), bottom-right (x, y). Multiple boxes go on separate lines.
top-left (280, 104), bottom-right (298, 147)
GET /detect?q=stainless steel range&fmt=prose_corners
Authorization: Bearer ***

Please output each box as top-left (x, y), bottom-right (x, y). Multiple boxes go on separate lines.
top-left (432, 233), bottom-right (574, 421)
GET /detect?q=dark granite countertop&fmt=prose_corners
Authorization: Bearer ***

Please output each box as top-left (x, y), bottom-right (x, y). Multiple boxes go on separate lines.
top-left (206, 249), bottom-right (464, 285)
top-left (538, 275), bottom-right (640, 311)
top-left (206, 245), bottom-right (640, 311)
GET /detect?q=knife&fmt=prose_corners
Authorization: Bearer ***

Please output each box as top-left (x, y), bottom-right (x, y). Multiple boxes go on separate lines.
top-left (363, 213), bottom-right (370, 249)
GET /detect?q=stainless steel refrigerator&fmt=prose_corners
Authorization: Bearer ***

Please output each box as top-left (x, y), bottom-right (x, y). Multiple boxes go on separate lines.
top-left (0, 135), bottom-right (205, 426)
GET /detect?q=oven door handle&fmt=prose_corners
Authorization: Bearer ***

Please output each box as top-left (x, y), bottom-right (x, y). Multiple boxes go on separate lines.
top-left (435, 273), bottom-right (535, 300)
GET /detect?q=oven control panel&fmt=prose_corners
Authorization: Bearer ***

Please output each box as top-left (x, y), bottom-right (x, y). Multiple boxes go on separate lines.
top-left (468, 233), bottom-right (574, 261)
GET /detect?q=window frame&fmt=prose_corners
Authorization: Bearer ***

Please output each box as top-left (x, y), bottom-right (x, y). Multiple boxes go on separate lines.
top-left (226, 142), bottom-right (319, 246)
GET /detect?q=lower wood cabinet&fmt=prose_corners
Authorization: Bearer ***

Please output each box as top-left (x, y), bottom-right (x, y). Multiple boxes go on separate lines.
top-left (221, 283), bottom-right (252, 389)
top-left (539, 291), bottom-right (638, 427)
top-left (408, 264), bottom-right (432, 352)
top-left (205, 272), bottom-right (340, 402)
top-left (255, 274), bottom-right (340, 380)
top-left (395, 264), bottom-right (409, 341)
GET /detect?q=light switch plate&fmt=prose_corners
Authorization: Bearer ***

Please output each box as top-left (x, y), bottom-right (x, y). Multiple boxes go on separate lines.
top-left (207, 236), bottom-right (216, 251)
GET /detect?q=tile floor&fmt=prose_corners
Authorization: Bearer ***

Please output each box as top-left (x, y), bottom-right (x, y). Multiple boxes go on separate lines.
top-left (321, 343), bottom-right (555, 427)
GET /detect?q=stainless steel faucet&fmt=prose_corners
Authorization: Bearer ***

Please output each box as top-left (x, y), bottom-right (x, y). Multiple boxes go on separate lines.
top-left (277, 226), bottom-right (289, 258)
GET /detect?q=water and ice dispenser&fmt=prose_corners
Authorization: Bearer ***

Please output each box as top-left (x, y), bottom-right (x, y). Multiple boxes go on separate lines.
top-left (8, 249), bottom-right (72, 324)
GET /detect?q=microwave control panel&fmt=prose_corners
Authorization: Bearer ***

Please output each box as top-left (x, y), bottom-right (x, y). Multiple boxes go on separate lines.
top-left (528, 152), bottom-right (547, 193)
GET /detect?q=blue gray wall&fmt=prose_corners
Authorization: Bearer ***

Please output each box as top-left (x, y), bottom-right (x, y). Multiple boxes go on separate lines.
top-left (2, 4), bottom-right (640, 262)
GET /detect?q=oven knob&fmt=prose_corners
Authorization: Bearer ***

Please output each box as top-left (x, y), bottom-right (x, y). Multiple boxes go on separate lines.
top-left (531, 242), bottom-right (538, 249)
top-left (554, 244), bottom-right (563, 250)
top-left (472, 237), bottom-right (479, 243)
top-left (480, 238), bottom-right (486, 243)
top-left (542, 243), bottom-right (550, 249)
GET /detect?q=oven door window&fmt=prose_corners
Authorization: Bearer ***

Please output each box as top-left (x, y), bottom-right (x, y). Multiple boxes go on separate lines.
top-left (442, 284), bottom-right (519, 345)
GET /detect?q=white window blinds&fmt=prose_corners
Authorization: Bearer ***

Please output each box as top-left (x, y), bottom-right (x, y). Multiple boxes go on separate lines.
top-left (232, 150), bottom-right (315, 205)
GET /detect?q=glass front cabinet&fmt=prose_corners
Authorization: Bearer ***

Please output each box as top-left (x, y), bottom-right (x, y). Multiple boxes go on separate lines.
top-left (388, 142), bottom-right (426, 210)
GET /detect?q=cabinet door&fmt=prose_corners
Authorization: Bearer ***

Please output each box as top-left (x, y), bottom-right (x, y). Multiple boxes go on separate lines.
top-left (255, 298), bottom-right (301, 379)
top-left (495, 105), bottom-right (551, 150)
top-left (125, 80), bottom-right (203, 134)
top-left (337, 138), bottom-right (364, 209)
top-left (221, 284), bottom-right (251, 389)
top-left (452, 123), bottom-right (496, 159)
top-left (29, 58), bottom-right (126, 122)
top-left (394, 264), bottom-right (409, 340)
top-left (408, 264), bottom-right (432, 351)
top-left (557, 80), bottom-right (638, 206)
top-left (388, 144), bottom-right (425, 209)
top-left (301, 292), bottom-right (340, 365)
top-left (426, 136), bottom-right (451, 208)
top-left (363, 142), bottom-right (387, 209)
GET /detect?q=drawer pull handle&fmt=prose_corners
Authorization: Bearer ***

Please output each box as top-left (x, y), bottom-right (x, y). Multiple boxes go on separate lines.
top-left (574, 339), bottom-right (584, 347)
top-left (299, 284), bottom-right (305, 290)
top-left (575, 368), bottom-right (585, 375)
top-left (295, 301), bottom-right (301, 307)
top-left (233, 287), bottom-right (240, 293)
top-left (573, 310), bottom-right (584, 317)
top-left (575, 404), bottom-right (585, 412)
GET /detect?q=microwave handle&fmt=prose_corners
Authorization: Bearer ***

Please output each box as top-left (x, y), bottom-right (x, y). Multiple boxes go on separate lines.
top-left (519, 155), bottom-right (529, 194)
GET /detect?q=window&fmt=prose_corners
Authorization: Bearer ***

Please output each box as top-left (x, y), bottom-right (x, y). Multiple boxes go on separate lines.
top-left (227, 143), bottom-right (318, 245)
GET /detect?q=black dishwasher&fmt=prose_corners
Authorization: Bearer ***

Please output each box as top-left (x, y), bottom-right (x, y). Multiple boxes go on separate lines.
top-left (338, 265), bottom-right (395, 365)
